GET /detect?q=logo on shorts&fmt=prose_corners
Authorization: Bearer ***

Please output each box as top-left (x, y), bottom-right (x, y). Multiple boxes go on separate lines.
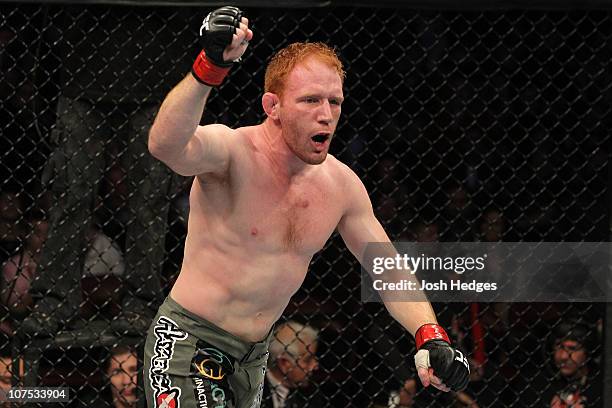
top-left (193, 377), bottom-right (229, 408)
top-left (191, 344), bottom-right (235, 408)
top-left (195, 358), bottom-right (225, 380)
top-left (193, 377), bottom-right (209, 408)
top-left (157, 389), bottom-right (180, 408)
top-left (150, 316), bottom-right (188, 408)
top-left (193, 348), bottom-right (232, 381)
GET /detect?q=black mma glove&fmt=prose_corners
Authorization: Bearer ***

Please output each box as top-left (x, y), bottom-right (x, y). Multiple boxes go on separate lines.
top-left (192, 6), bottom-right (245, 86)
top-left (414, 323), bottom-right (470, 391)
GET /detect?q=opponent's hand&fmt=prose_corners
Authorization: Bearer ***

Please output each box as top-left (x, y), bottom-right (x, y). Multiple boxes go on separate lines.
top-left (414, 324), bottom-right (470, 392)
top-left (192, 6), bottom-right (253, 86)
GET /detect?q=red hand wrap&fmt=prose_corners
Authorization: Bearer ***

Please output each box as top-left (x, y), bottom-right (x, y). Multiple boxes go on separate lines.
top-left (415, 323), bottom-right (451, 349)
top-left (191, 50), bottom-right (231, 86)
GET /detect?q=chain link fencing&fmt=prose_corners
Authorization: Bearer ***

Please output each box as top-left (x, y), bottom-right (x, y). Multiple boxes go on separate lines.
top-left (0, 2), bottom-right (610, 407)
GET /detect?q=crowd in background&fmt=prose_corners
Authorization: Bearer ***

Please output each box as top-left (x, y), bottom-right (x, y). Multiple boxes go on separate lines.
top-left (1, 4), bottom-right (609, 407)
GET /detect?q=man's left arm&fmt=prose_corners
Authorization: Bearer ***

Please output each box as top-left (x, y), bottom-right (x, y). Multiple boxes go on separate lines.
top-left (336, 166), bottom-right (470, 392)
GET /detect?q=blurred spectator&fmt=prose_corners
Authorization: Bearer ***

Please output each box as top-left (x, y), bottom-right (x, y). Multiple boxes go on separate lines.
top-left (546, 320), bottom-right (602, 407)
top-left (0, 191), bottom-right (24, 265)
top-left (445, 303), bottom-right (511, 407)
top-left (262, 321), bottom-right (323, 408)
top-left (0, 333), bottom-right (23, 406)
top-left (406, 219), bottom-right (440, 243)
top-left (478, 208), bottom-right (505, 243)
top-left (372, 157), bottom-right (412, 239)
top-left (476, 208), bottom-right (510, 340)
top-left (440, 183), bottom-right (477, 242)
top-left (516, 318), bottom-right (602, 407)
top-left (80, 345), bottom-right (138, 408)
top-left (80, 226), bottom-right (125, 320)
top-left (105, 346), bottom-right (138, 408)
top-left (95, 163), bottom-right (130, 248)
top-left (1, 216), bottom-right (47, 336)
top-left (374, 157), bottom-right (400, 198)
top-left (83, 227), bottom-right (125, 279)
top-left (1, 213), bottom-right (125, 334)
top-left (23, 8), bottom-right (188, 337)
top-left (0, 71), bottom-right (48, 192)
top-left (383, 378), bottom-right (417, 408)
top-left (376, 195), bottom-right (405, 239)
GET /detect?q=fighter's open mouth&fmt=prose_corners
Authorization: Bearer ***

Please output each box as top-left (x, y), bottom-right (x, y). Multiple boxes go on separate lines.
top-left (311, 133), bottom-right (329, 143)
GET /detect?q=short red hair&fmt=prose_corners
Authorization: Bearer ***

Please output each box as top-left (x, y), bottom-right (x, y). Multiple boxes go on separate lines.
top-left (264, 42), bottom-right (345, 96)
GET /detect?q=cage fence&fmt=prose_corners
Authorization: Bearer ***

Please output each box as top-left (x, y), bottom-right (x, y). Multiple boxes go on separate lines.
top-left (0, 1), bottom-right (610, 407)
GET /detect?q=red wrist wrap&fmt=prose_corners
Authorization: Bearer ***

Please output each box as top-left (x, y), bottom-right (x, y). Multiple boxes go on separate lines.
top-left (191, 50), bottom-right (231, 86)
top-left (415, 323), bottom-right (451, 349)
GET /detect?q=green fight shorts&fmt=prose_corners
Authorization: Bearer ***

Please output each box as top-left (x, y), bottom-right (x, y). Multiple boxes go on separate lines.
top-left (144, 296), bottom-right (272, 408)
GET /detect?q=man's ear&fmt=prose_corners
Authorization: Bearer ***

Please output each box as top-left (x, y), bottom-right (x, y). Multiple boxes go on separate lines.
top-left (262, 92), bottom-right (280, 120)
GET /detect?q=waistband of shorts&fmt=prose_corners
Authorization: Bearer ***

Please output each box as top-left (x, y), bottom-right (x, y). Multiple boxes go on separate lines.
top-left (160, 295), bottom-right (273, 364)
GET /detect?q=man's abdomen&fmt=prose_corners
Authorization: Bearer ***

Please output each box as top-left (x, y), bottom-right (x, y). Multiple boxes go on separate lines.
top-left (170, 246), bottom-right (309, 342)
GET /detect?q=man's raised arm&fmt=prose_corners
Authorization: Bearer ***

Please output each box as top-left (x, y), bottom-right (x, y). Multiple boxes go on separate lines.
top-left (148, 6), bottom-right (253, 176)
top-left (336, 164), bottom-right (470, 392)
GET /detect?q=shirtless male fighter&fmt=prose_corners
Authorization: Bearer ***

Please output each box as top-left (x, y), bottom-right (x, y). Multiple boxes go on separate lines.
top-left (144, 6), bottom-right (470, 408)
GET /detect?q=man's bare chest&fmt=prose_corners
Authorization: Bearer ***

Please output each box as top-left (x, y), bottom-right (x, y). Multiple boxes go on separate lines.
top-left (234, 174), bottom-right (343, 254)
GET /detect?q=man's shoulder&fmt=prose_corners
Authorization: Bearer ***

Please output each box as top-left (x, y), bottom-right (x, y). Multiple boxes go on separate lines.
top-left (196, 124), bottom-right (259, 161)
top-left (197, 123), bottom-right (251, 142)
top-left (323, 154), bottom-right (359, 180)
top-left (323, 154), bottom-right (365, 191)
top-left (228, 125), bottom-right (262, 152)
